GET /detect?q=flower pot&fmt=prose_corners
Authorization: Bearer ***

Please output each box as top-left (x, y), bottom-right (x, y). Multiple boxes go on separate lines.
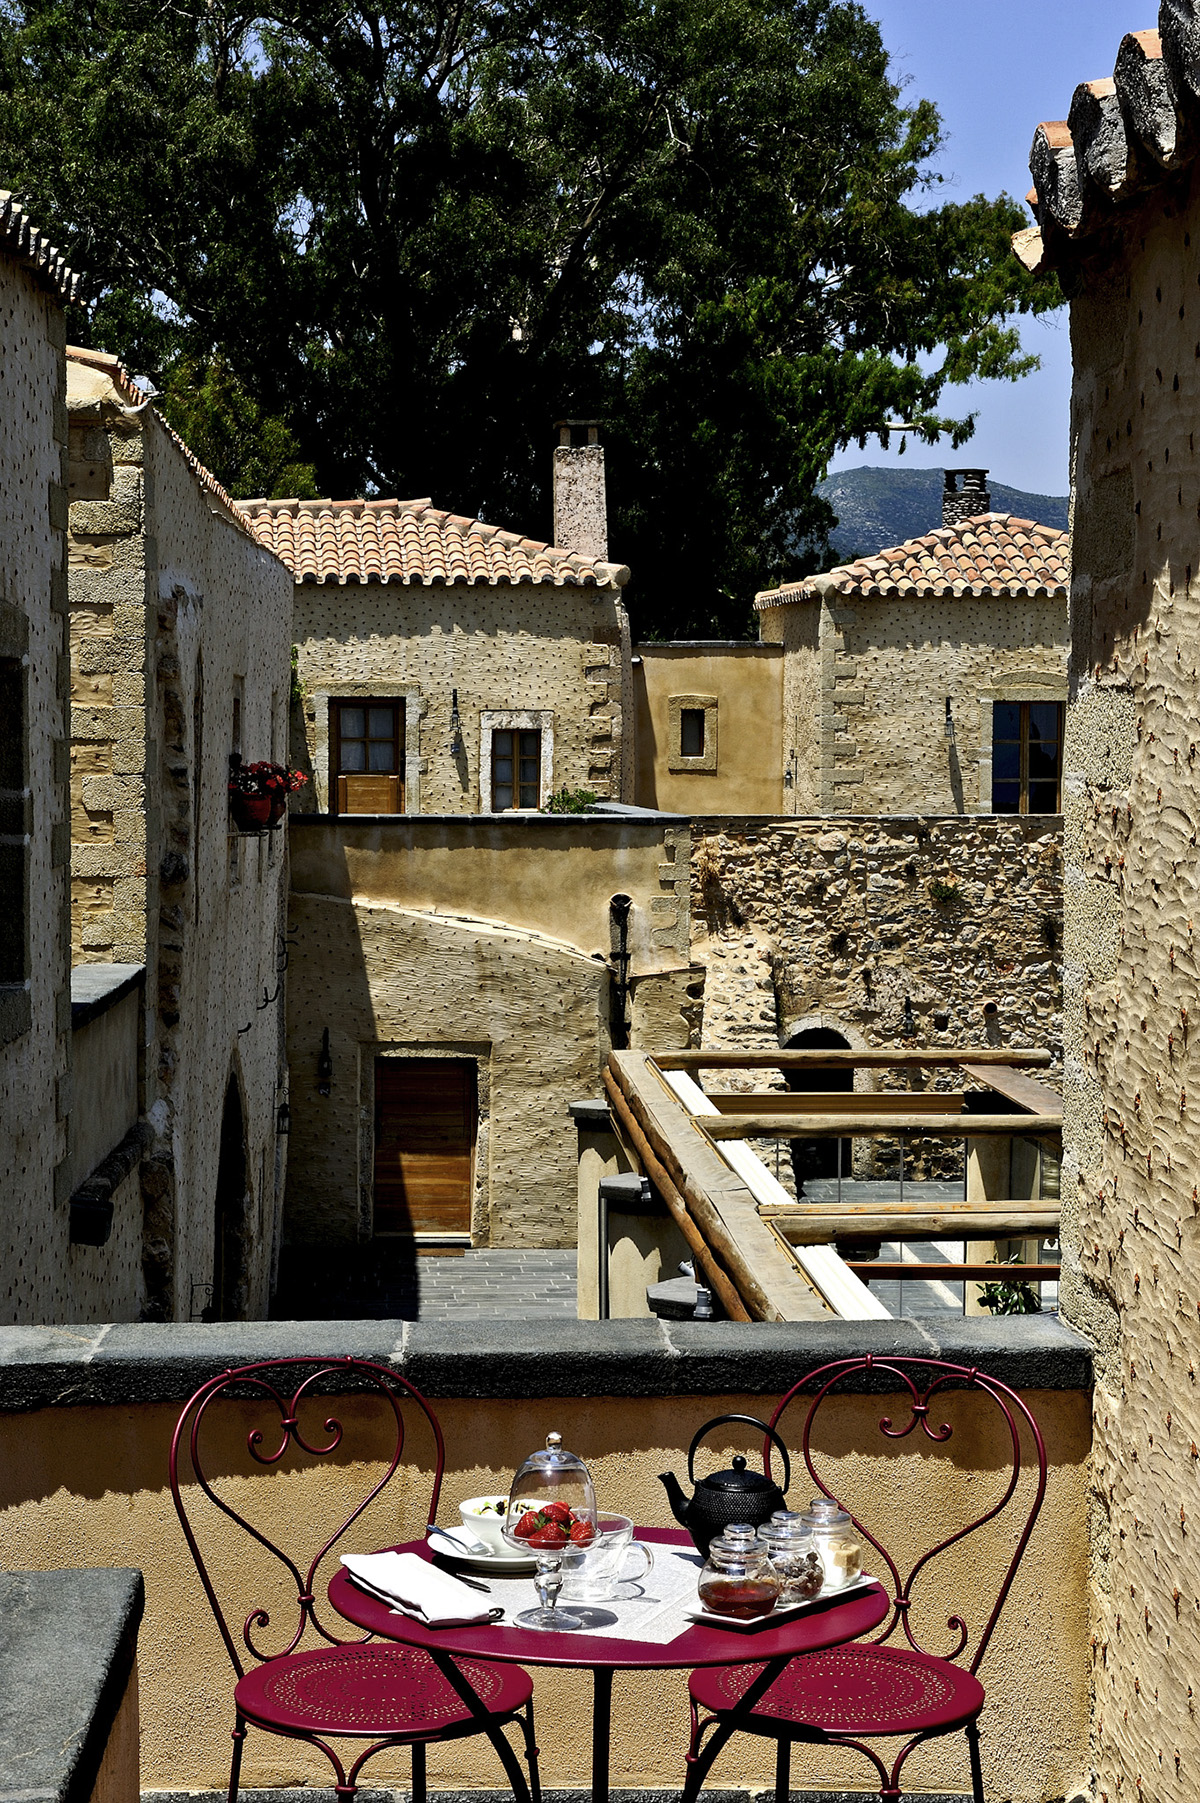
top-left (230, 791), bottom-right (273, 831)
top-left (266, 791), bottom-right (288, 827)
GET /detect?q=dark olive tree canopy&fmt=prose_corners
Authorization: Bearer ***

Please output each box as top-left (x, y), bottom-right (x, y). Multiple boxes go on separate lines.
top-left (0, 0), bottom-right (1058, 634)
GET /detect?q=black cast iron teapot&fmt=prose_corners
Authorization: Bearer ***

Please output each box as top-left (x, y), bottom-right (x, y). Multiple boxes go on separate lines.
top-left (659, 1412), bottom-right (791, 1556)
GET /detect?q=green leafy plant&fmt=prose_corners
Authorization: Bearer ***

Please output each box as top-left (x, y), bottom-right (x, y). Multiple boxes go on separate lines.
top-left (928, 877), bottom-right (962, 905)
top-left (977, 1253), bottom-right (1042, 1316)
top-left (289, 645), bottom-right (308, 708)
top-left (542, 785), bottom-right (599, 815)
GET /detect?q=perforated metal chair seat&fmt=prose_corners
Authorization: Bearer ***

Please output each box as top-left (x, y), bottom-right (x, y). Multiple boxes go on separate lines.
top-left (690, 1644), bottom-right (986, 1739)
top-left (235, 1643), bottom-right (534, 1738)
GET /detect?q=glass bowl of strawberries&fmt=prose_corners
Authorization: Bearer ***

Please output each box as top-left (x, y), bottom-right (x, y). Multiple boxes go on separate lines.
top-left (503, 1431), bottom-right (598, 1629)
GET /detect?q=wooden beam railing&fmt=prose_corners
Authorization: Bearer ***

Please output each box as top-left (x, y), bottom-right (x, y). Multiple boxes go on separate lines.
top-left (703, 1113), bottom-right (1062, 1141)
top-left (654, 1049), bottom-right (1054, 1070)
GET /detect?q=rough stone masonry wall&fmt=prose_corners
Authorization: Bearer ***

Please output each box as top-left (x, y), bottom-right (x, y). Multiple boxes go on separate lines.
top-left (67, 364), bottom-right (293, 1320)
top-left (691, 815), bottom-right (1062, 1179)
top-left (292, 581), bottom-right (624, 813)
top-left (1060, 160), bottom-right (1200, 1803)
top-left (0, 255), bottom-right (73, 1322)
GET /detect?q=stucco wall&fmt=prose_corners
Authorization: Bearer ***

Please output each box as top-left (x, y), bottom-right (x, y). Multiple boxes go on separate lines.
top-left (285, 817), bottom-right (695, 1254)
top-left (0, 251), bottom-right (73, 1322)
top-left (0, 1384), bottom-right (1089, 1801)
top-left (291, 581), bottom-right (625, 813)
top-left (66, 986), bottom-right (139, 1191)
top-left (759, 590), bottom-right (1068, 815)
top-left (67, 358), bottom-right (294, 1321)
top-left (1059, 163), bottom-right (1200, 1802)
top-left (632, 644), bottom-right (784, 813)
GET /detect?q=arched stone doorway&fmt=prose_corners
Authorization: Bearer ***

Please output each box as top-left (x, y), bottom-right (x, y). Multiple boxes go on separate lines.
top-left (783, 1023), bottom-right (853, 1191)
top-left (210, 1074), bottom-right (249, 1321)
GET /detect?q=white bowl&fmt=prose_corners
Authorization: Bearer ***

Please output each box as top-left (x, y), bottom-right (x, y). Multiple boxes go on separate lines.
top-left (458, 1494), bottom-right (510, 1552)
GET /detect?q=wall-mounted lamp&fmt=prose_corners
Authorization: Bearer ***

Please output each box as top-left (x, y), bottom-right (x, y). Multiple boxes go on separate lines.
top-left (783, 750), bottom-right (796, 790)
top-left (317, 1027), bottom-right (332, 1097)
top-left (901, 994), bottom-right (916, 1037)
top-left (944, 698), bottom-right (955, 742)
top-left (276, 1101), bottom-right (291, 1136)
top-left (449, 688), bottom-right (463, 757)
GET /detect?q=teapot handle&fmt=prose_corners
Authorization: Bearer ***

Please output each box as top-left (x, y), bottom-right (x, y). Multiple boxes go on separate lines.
top-left (685, 1412), bottom-right (792, 1495)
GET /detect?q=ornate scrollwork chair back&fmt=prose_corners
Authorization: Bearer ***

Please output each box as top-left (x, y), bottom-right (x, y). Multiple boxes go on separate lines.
top-left (768, 1354), bottom-right (1048, 1676)
top-left (169, 1357), bottom-right (539, 1803)
top-left (169, 1356), bottom-right (444, 1674)
top-left (683, 1355), bottom-right (1048, 1803)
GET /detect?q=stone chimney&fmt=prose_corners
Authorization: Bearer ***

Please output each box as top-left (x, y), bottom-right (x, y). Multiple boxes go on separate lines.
top-left (553, 420), bottom-right (607, 560)
top-left (942, 468), bottom-right (990, 528)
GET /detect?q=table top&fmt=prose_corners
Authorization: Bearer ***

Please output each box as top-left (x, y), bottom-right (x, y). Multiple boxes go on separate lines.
top-left (328, 1527), bottom-right (889, 1671)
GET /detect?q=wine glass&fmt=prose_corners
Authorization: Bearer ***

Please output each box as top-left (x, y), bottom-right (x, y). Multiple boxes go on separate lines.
top-left (502, 1431), bottom-right (598, 1630)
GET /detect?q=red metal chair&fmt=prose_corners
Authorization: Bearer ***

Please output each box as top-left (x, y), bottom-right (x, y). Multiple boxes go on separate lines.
top-left (683, 1355), bottom-right (1047, 1803)
top-left (169, 1357), bottom-right (540, 1803)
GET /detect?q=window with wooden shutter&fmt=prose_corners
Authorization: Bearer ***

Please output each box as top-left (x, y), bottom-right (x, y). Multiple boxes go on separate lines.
top-left (332, 700), bottom-right (404, 814)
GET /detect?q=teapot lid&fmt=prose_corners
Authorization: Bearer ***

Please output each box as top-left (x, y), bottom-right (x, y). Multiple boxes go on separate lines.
top-left (703, 1455), bottom-right (778, 1493)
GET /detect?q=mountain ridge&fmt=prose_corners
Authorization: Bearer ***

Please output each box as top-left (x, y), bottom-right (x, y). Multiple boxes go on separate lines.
top-left (818, 466), bottom-right (1069, 564)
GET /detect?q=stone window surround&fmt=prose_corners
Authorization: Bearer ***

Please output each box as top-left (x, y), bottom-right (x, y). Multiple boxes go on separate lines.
top-left (667, 693), bottom-right (718, 774)
top-left (313, 685), bottom-right (425, 815)
top-left (976, 676), bottom-right (1068, 816)
top-left (356, 1038), bottom-right (491, 1246)
top-left (479, 710), bottom-right (554, 812)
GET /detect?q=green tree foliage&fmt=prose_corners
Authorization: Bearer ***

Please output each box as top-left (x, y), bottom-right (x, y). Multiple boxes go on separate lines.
top-left (0, 0), bottom-right (1058, 634)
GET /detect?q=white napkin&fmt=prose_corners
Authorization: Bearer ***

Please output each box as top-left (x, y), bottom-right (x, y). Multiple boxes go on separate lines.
top-left (341, 1551), bottom-right (502, 1627)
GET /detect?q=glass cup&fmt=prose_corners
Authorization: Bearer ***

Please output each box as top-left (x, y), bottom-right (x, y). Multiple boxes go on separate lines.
top-left (560, 1513), bottom-right (655, 1601)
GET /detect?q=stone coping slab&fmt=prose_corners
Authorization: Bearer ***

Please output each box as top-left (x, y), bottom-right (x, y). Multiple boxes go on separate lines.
top-left (0, 1567), bottom-right (143, 1803)
top-left (0, 1317), bottom-right (1091, 1412)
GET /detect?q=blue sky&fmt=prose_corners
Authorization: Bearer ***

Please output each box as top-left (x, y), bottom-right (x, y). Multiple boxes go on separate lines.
top-left (826, 0), bottom-right (1145, 497)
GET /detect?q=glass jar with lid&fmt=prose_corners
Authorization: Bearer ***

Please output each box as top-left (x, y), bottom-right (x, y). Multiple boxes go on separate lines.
top-left (757, 1512), bottom-right (824, 1601)
top-left (799, 1497), bottom-right (863, 1589)
top-left (696, 1524), bottom-right (783, 1619)
top-left (503, 1431), bottom-right (598, 1630)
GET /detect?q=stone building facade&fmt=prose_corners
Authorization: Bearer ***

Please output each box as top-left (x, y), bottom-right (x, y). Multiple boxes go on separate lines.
top-left (0, 199), bottom-right (77, 1320)
top-left (755, 509), bottom-right (1070, 814)
top-left (1022, 10), bottom-right (1200, 1798)
top-left (631, 643), bottom-right (785, 813)
top-left (241, 436), bottom-right (632, 818)
top-left (278, 812), bottom-right (695, 1307)
top-left (66, 350), bottom-right (294, 1321)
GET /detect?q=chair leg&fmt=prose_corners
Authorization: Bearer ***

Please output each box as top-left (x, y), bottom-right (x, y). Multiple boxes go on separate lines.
top-left (520, 1702), bottom-right (542, 1803)
top-left (412, 1740), bottom-right (427, 1803)
top-left (774, 1737), bottom-right (790, 1803)
top-left (965, 1720), bottom-right (984, 1803)
top-left (227, 1716), bottom-right (246, 1803)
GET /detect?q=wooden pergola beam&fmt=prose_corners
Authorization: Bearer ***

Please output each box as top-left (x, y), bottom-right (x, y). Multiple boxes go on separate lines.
top-left (654, 1048), bottom-right (1054, 1070)
top-left (773, 1211), bottom-right (1060, 1244)
top-left (703, 1113), bottom-right (1062, 1141)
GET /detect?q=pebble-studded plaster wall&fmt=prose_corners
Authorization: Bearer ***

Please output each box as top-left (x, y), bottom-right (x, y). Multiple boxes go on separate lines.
top-left (759, 592), bottom-right (1068, 814)
top-left (0, 250), bottom-right (73, 1323)
top-left (1060, 162), bottom-right (1200, 1802)
top-left (291, 582), bottom-right (625, 813)
top-left (689, 815), bottom-right (1062, 1179)
top-left (67, 358), bottom-right (294, 1320)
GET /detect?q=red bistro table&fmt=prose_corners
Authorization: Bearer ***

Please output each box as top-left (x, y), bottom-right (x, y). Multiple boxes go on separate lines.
top-left (328, 1527), bottom-right (889, 1803)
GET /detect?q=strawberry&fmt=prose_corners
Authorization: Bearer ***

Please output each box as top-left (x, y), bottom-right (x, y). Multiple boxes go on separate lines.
top-left (541, 1501), bottom-right (573, 1525)
top-left (568, 1519), bottom-right (595, 1544)
top-left (528, 1522), bottom-right (569, 1547)
top-left (513, 1511), bottom-right (542, 1540)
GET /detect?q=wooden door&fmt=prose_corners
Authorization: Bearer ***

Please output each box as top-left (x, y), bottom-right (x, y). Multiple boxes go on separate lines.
top-left (373, 1059), bottom-right (476, 1236)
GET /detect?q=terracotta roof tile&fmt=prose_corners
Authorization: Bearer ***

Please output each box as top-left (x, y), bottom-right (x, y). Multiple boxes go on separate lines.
top-left (753, 513), bottom-right (1069, 609)
top-left (65, 347), bottom-right (259, 544)
top-left (1019, 9), bottom-right (1200, 269)
top-left (237, 497), bottom-right (631, 589)
top-left (0, 192), bottom-right (82, 304)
